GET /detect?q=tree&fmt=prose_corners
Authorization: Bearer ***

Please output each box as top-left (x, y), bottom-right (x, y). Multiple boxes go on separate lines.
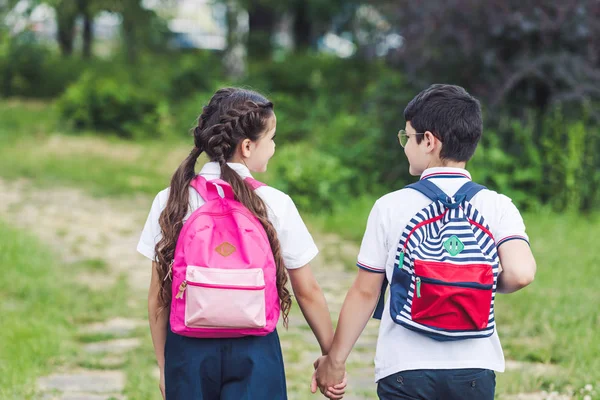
top-left (247, 0), bottom-right (276, 59)
top-left (97, 0), bottom-right (171, 63)
top-left (16, 0), bottom-right (97, 57)
top-left (53, 0), bottom-right (78, 56)
top-left (79, 0), bottom-right (94, 58)
top-left (378, 0), bottom-right (600, 117)
top-left (223, 0), bottom-right (359, 60)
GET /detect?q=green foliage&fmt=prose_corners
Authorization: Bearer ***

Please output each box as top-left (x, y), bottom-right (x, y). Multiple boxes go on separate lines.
top-left (58, 70), bottom-right (162, 138)
top-left (539, 106), bottom-right (600, 212)
top-left (267, 143), bottom-right (354, 211)
top-left (4, 47), bottom-right (600, 212)
top-left (163, 52), bottom-right (224, 101)
top-left (0, 32), bottom-right (86, 98)
top-left (55, 52), bottom-right (224, 138)
top-left (469, 115), bottom-right (544, 210)
top-left (246, 53), bottom-right (383, 102)
top-left (469, 106), bottom-right (600, 213)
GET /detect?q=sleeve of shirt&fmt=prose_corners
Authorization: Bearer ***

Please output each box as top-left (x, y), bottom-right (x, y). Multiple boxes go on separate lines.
top-left (136, 193), bottom-right (164, 261)
top-left (493, 194), bottom-right (530, 248)
top-left (276, 195), bottom-right (319, 270)
top-left (356, 200), bottom-right (387, 273)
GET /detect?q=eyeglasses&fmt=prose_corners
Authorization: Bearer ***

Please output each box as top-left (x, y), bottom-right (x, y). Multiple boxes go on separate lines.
top-left (398, 129), bottom-right (425, 148)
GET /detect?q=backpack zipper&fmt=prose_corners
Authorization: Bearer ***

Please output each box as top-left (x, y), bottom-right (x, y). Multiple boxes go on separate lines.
top-left (175, 281), bottom-right (187, 299)
top-left (416, 276), bottom-right (493, 291)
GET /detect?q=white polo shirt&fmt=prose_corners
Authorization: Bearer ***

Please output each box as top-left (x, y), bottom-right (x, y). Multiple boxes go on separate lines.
top-left (137, 162), bottom-right (319, 270)
top-left (357, 167), bottom-right (529, 382)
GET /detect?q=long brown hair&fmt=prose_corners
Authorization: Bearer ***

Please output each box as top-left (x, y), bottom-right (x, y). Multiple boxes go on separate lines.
top-left (155, 88), bottom-right (292, 327)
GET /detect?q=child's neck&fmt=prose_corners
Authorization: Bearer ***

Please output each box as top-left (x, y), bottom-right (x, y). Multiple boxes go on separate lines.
top-left (427, 159), bottom-right (467, 169)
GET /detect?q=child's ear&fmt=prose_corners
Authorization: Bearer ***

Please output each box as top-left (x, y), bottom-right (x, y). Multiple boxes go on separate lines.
top-left (240, 138), bottom-right (253, 158)
top-left (424, 131), bottom-right (438, 151)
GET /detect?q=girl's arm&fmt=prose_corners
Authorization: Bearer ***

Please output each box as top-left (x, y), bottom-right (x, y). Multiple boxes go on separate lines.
top-left (313, 269), bottom-right (384, 397)
top-left (148, 261), bottom-right (169, 398)
top-left (288, 264), bottom-right (334, 355)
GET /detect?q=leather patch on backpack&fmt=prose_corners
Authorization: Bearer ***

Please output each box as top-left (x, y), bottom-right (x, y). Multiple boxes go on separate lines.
top-left (215, 242), bottom-right (236, 257)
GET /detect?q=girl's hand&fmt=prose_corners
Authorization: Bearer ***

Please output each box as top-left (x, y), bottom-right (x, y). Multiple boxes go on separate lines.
top-left (159, 369), bottom-right (165, 399)
top-left (311, 355), bottom-right (347, 399)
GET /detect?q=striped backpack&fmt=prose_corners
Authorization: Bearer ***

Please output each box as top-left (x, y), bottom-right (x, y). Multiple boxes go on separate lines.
top-left (376, 179), bottom-right (499, 341)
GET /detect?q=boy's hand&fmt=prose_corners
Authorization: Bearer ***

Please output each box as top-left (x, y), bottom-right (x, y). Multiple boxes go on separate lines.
top-left (311, 355), bottom-right (347, 399)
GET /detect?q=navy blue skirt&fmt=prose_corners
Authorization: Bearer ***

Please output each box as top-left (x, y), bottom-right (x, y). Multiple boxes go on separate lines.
top-left (164, 325), bottom-right (287, 400)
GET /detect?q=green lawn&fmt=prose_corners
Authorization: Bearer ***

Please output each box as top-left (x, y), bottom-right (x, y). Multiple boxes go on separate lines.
top-left (0, 221), bottom-right (130, 399)
top-left (497, 212), bottom-right (599, 397)
top-left (1, 100), bottom-right (598, 399)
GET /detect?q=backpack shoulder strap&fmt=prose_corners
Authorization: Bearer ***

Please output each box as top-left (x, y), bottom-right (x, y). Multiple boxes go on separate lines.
top-left (454, 181), bottom-right (487, 202)
top-left (244, 177), bottom-right (266, 190)
top-left (406, 179), bottom-right (448, 202)
top-left (373, 276), bottom-right (388, 320)
top-left (190, 176), bottom-right (235, 200)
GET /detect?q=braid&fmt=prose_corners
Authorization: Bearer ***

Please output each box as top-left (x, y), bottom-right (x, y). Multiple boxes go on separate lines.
top-left (202, 100), bottom-right (272, 165)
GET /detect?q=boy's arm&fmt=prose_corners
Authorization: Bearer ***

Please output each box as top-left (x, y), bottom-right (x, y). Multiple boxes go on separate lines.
top-left (314, 269), bottom-right (385, 390)
top-left (496, 240), bottom-right (536, 293)
top-left (288, 264), bottom-right (335, 355)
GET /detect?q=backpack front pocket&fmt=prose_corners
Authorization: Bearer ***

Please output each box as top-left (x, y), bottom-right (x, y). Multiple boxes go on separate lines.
top-left (411, 260), bottom-right (493, 331)
top-left (183, 266), bottom-right (266, 329)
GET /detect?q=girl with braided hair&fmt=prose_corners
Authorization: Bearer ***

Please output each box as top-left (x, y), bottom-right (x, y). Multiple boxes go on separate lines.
top-left (138, 88), bottom-right (346, 399)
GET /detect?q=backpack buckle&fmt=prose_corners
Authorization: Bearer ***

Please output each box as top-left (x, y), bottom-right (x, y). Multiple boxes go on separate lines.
top-left (437, 194), bottom-right (465, 209)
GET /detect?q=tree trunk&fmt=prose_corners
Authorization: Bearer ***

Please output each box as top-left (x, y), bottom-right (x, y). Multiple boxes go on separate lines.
top-left (56, 2), bottom-right (77, 57)
top-left (248, 2), bottom-right (275, 59)
top-left (293, 2), bottom-right (312, 51)
top-left (82, 9), bottom-right (93, 58)
top-left (223, 0), bottom-right (248, 79)
top-left (122, 14), bottom-right (137, 64)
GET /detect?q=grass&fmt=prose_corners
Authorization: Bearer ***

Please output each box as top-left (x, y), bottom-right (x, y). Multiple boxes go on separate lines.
top-left (0, 221), bottom-right (131, 399)
top-left (0, 221), bottom-right (73, 400)
top-left (493, 212), bottom-right (600, 398)
top-left (1, 100), bottom-right (599, 399)
top-left (0, 100), bottom-right (189, 198)
top-left (0, 217), bottom-right (161, 399)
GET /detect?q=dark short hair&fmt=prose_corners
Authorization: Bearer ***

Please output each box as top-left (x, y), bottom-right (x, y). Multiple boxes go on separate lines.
top-left (404, 84), bottom-right (483, 161)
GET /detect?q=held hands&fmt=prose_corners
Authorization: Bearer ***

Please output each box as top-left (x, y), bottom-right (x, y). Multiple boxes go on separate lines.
top-left (311, 355), bottom-right (347, 399)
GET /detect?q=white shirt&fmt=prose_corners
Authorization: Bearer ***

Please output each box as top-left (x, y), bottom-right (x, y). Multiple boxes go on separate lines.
top-left (137, 162), bottom-right (319, 270)
top-left (357, 167), bottom-right (529, 382)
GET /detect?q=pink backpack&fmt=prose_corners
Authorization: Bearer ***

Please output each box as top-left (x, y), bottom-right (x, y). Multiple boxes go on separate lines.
top-left (169, 175), bottom-right (280, 338)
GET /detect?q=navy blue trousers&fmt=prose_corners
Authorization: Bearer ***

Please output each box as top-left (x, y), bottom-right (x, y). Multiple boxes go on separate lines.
top-left (164, 327), bottom-right (287, 400)
top-left (377, 368), bottom-right (496, 400)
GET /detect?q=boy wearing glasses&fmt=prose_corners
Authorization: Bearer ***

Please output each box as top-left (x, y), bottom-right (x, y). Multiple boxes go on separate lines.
top-left (312, 84), bottom-right (537, 400)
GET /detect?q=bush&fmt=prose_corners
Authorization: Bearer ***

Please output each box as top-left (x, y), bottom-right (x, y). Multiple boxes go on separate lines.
top-left (0, 32), bottom-right (87, 98)
top-left (267, 143), bottom-right (354, 211)
top-left (468, 119), bottom-right (543, 211)
top-left (56, 52), bottom-right (227, 138)
top-left (468, 107), bottom-right (600, 212)
top-left (165, 52), bottom-right (223, 101)
top-left (58, 71), bottom-right (162, 138)
top-left (312, 111), bottom-right (391, 192)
